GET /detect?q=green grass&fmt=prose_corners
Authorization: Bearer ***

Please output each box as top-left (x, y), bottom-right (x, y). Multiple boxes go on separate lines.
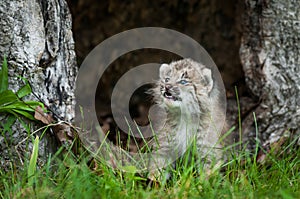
top-left (0, 136), bottom-right (299, 199)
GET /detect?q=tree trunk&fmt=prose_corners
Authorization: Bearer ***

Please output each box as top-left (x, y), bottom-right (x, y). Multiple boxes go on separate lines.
top-left (0, 0), bottom-right (77, 169)
top-left (240, 0), bottom-right (300, 150)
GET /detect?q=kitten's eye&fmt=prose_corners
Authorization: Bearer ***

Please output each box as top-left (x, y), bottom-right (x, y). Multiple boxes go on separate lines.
top-left (165, 77), bottom-right (170, 83)
top-left (178, 79), bottom-right (189, 85)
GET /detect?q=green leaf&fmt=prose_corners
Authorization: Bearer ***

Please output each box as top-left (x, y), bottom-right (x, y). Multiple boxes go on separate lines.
top-left (23, 100), bottom-right (44, 109)
top-left (0, 102), bottom-right (35, 113)
top-left (0, 58), bottom-right (44, 125)
top-left (16, 83), bottom-right (32, 98)
top-left (12, 109), bottom-right (35, 120)
top-left (28, 136), bottom-right (39, 187)
top-left (0, 90), bottom-right (19, 107)
top-left (16, 76), bottom-right (33, 99)
top-left (0, 107), bottom-right (35, 120)
top-left (0, 57), bottom-right (8, 93)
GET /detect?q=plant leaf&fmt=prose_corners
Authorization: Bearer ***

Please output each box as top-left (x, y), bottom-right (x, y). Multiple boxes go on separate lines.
top-left (12, 109), bottom-right (36, 120)
top-left (23, 101), bottom-right (44, 109)
top-left (28, 136), bottom-right (39, 187)
top-left (16, 83), bottom-right (32, 98)
top-left (0, 90), bottom-right (19, 107)
top-left (34, 106), bottom-right (53, 124)
top-left (0, 57), bottom-right (8, 93)
top-left (0, 58), bottom-right (44, 125)
top-left (0, 102), bottom-right (35, 112)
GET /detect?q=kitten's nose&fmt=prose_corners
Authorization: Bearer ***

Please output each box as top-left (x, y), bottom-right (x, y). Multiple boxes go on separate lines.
top-left (165, 84), bottom-right (172, 90)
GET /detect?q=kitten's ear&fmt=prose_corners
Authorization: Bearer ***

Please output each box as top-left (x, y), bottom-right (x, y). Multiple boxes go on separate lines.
top-left (200, 68), bottom-right (214, 95)
top-left (159, 63), bottom-right (172, 78)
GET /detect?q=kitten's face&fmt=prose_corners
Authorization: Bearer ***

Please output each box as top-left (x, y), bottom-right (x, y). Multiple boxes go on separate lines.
top-left (156, 59), bottom-right (213, 108)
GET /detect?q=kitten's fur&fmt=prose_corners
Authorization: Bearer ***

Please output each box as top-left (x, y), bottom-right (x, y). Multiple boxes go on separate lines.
top-left (148, 58), bottom-right (226, 177)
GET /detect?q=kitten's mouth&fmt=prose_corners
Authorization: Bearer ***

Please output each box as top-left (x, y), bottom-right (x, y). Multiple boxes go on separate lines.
top-left (163, 91), bottom-right (180, 101)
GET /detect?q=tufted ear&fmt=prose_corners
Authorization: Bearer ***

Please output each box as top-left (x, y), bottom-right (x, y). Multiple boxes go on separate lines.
top-left (159, 63), bottom-right (172, 78)
top-left (199, 68), bottom-right (214, 95)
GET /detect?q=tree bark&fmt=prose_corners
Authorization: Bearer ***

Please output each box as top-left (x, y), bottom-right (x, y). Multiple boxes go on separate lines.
top-left (0, 0), bottom-right (77, 169)
top-left (240, 0), bottom-right (300, 150)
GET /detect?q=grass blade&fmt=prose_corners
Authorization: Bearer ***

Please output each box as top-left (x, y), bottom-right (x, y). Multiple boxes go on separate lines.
top-left (28, 136), bottom-right (40, 187)
top-left (0, 56), bottom-right (8, 93)
top-left (235, 86), bottom-right (242, 151)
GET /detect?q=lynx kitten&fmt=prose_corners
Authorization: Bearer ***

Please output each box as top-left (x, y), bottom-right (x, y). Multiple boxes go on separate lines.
top-left (148, 58), bottom-right (226, 176)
